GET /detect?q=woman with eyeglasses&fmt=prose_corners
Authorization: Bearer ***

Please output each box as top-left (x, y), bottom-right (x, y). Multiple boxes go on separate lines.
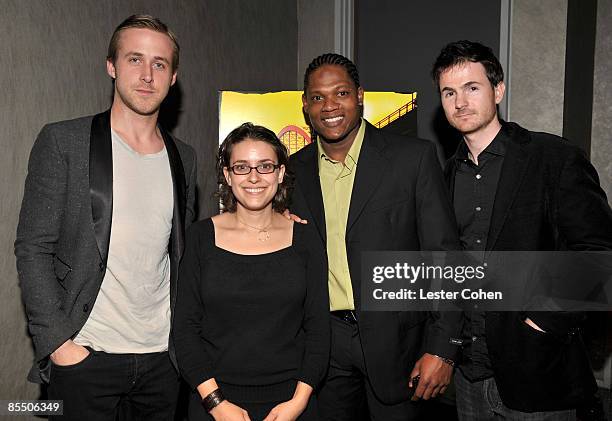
top-left (173, 123), bottom-right (329, 421)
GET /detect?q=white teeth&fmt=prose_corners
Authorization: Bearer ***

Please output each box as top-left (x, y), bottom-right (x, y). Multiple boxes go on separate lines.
top-left (244, 188), bottom-right (264, 193)
top-left (323, 116), bottom-right (343, 122)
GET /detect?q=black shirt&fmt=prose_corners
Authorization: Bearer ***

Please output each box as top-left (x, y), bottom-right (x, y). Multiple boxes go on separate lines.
top-left (453, 129), bottom-right (507, 381)
top-left (172, 218), bottom-right (329, 398)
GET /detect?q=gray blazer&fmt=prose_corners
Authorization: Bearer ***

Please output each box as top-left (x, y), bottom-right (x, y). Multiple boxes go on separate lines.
top-left (15, 110), bottom-right (197, 383)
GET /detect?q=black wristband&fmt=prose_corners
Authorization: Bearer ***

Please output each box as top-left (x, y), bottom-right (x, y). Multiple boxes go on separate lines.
top-left (202, 388), bottom-right (225, 412)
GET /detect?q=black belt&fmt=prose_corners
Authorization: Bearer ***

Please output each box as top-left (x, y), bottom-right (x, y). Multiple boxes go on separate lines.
top-left (331, 310), bottom-right (357, 325)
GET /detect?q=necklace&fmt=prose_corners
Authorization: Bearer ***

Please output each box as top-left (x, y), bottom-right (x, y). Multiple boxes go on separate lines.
top-left (237, 217), bottom-right (272, 242)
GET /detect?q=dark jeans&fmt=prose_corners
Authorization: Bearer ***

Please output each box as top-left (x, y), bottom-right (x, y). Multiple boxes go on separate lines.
top-left (47, 349), bottom-right (180, 421)
top-left (454, 369), bottom-right (575, 420)
top-left (317, 315), bottom-right (423, 421)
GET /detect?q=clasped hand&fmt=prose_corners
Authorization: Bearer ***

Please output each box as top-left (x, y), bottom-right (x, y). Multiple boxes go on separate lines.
top-left (211, 396), bottom-right (306, 421)
top-left (409, 352), bottom-right (453, 401)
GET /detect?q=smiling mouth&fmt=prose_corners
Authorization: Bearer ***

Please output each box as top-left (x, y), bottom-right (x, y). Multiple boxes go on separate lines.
top-left (244, 187), bottom-right (265, 194)
top-left (321, 116), bottom-right (344, 126)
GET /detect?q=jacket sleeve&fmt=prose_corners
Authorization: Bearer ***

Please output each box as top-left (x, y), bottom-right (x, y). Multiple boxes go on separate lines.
top-left (555, 146), bottom-right (612, 250)
top-left (526, 145), bottom-right (612, 337)
top-left (415, 141), bottom-right (464, 360)
top-left (14, 125), bottom-right (77, 362)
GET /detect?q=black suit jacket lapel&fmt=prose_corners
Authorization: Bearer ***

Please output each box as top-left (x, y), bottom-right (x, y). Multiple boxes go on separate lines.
top-left (294, 143), bottom-right (326, 242)
top-left (486, 125), bottom-right (531, 251)
top-left (89, 112), bottom-right (187, 266)
top-left (161, 127), bottom-right (186, 261)
top-left (444, 158), bottom-right (457, 201)
top-left (89, 111), bottom-right (113, 264)
top-left (346, 124), bottom-right (385, 234)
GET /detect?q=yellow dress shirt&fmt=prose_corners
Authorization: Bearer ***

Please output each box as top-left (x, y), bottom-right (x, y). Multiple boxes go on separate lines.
top-left (318, 119), bottom-right (366, 311)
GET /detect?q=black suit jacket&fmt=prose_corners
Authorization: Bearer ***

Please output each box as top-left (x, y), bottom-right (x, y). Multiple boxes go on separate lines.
top-left (290, 122), bottom-right (462, 404)
top-left (444, 121), bottom-right (612, 411)
top-left (15, 111), bottom-right (197, 383)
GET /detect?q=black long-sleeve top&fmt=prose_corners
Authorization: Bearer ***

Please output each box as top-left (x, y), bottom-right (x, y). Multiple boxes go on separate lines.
top-left (172, 218), bottom-right (330, 392)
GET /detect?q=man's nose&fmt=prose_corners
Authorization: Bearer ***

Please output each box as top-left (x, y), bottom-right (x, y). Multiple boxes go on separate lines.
top-left (141, 65), bottom-right (153, 84)
top-left (455, 92), bottom-right (467, 109)
top-left (322, 97), bottom-right (339, 111)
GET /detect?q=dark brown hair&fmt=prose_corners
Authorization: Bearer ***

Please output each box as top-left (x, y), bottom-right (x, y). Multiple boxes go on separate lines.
top-left (216, 123), bottom-right (293, 213)
top-left (432, 40), bottom-right (504, 90)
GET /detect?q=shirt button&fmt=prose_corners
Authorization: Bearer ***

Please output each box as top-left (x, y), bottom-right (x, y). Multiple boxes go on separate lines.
top-left (476, 239), bottom-right (482, 244)
top-left (83, 303), bottom-right (89, 313)
top-left (475, 206), bottom-right (482, 211)
top-left (99, 262), bottom-right (105, 272)
top-left (476, 174), bottom-right (482, 179)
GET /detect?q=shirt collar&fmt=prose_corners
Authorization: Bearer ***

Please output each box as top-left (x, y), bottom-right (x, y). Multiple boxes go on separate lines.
top-left (455, 125), bottom-right (508, 161)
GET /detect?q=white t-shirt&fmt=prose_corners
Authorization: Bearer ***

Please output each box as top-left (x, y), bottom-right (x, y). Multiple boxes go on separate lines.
top-left (74, 129), bottom-right (174, 353)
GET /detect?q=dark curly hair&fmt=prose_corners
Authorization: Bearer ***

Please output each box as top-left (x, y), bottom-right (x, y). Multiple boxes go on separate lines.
top-left (216, 122), bottom-right (293, 213)
top-left (431, 40), bottom-right (504, 90)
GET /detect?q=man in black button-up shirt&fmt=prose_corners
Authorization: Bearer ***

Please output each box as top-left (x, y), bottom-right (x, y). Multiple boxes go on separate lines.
top-left (432, 40), bottom-right (612, 420)
top-left (453, 132), bottom-right (505, 384)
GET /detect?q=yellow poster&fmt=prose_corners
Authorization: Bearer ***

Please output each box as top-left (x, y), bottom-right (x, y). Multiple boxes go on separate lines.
top-left (219, 91), bottom-right (417, 155)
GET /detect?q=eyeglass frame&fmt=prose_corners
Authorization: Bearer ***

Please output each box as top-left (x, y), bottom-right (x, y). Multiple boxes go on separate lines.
top-left (227, 163), bottom-right (282, 175)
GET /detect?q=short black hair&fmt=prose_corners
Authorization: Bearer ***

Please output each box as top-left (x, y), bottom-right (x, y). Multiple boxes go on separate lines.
top-left (432, 40), bottom-right (504, 89)
top-left (303, 53), bottom-right (360, 92)
top-left (216, 123), bottom-right (293, 213)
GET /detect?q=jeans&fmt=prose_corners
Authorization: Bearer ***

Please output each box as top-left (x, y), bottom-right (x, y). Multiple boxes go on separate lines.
top-left (47, 349), bottom-right (180, 421)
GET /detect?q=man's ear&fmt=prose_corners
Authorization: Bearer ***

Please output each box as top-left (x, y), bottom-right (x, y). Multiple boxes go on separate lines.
top-left (357, 86), bottom-right (364, 106)
top-left (494, 81), bottom-right (506, 105)
top-left (106, 59), bottom-right (116, 79)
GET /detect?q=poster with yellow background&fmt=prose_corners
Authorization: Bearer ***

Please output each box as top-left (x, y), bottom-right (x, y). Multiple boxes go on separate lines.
top-left (219, 91), bottom-right (417, 155)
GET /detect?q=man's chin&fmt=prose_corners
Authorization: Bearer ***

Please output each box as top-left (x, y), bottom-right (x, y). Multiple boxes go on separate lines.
top-left (319, 135), bottom-right (346, 145)
top-left (128, 103), bottom-right (162, 117)
top-left (453, 122), bottom-right (482, 136)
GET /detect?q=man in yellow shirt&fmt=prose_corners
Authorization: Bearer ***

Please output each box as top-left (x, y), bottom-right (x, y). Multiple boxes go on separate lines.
top-left (290, 53), bottom-right (462, 420)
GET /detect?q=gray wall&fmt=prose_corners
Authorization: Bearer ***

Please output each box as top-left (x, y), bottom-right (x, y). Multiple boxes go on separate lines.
top-left (508, 0), bottom-right (567, 136)
top-left (297, 0), bottom-right (336, 88)
top-left (1, 0), bottom-right (297, 409)
top-left (592, 0), bottom-right (612, 203)
top-left (508, 0), bottom-right (610, 203)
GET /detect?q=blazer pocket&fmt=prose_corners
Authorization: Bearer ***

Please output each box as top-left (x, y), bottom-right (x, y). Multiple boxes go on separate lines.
top-left (53, 255), bottom-right (72, 286)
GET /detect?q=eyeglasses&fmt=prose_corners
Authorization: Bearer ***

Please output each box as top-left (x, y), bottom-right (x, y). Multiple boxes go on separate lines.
top-left (229, 163), bottom-right (281, 175)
